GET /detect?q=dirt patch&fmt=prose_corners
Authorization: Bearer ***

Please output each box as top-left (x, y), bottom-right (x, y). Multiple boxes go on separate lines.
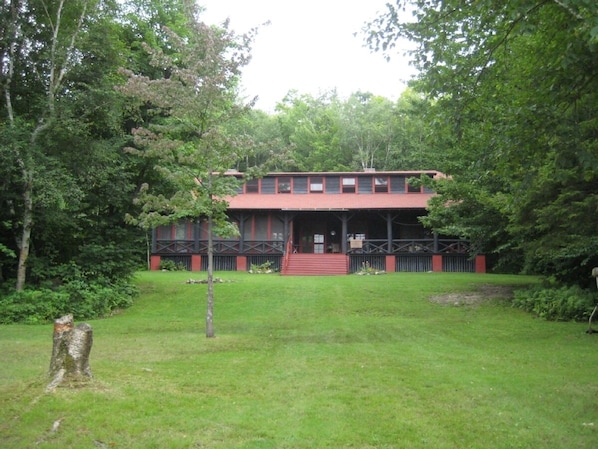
top-left (429, 284), bottom-right (517, 306)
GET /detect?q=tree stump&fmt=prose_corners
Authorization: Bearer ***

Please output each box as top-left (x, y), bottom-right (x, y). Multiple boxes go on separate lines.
top-left (47, 314), bottom-right (93, 392)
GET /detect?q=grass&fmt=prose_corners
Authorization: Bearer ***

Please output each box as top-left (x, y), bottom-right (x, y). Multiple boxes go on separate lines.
top-left (0, 271), bottom-right (596, 448)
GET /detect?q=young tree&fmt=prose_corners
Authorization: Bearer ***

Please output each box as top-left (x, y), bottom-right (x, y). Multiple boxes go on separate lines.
top-left (118, 3), bottom-right (257, 337)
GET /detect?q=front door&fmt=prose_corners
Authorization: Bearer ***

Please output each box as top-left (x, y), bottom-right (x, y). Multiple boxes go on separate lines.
top-left (295, 214), bottom-right (327, 253)
top-left (313, 233), bottom-right (325, 253)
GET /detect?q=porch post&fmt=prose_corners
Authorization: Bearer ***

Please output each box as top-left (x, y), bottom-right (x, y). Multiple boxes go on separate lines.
top-left (386, 212), bottom-right (392, 253)
top-left (341, 213), bottom-right (348, 253)
top-left (475, 255), bottom-right (486, 273)
top-left (283, 213), bottom-right (290, 252)
top-left (432, 254), bottom-right (443, 272)
top-left (238, 213), bottom-right (245, 254)
top-left (150, 255), bottom-right (161, 271)
top-left (385, 255), bottom-right (395, 273)
top-left (237, 256), bottom-right (247, 272)
top-left (151, 227), bottom-right (157, 253)
top-left (433, 232), bottom-right (439, 253)
top-left (191, 255), bottom-right (202, 271)
top-left (193, 220), bottom-right (200, 252)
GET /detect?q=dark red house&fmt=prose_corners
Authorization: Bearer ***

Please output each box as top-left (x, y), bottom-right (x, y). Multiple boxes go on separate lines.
top-left (150, 170), bottom-right (485, 275)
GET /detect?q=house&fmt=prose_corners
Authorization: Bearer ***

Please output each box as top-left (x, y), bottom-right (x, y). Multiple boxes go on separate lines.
top-left (150, 170), bottom-right (486, 275)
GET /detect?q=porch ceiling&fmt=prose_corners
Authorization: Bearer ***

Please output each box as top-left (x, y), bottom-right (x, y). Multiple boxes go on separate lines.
top-left (225, 193), bottom-right (434, 210)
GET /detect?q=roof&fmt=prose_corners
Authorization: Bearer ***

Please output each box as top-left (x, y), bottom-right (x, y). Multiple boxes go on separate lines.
top-left (226, 192), bottom-right (434, 211)
top-left (225, 169), bottom-right (442, 177)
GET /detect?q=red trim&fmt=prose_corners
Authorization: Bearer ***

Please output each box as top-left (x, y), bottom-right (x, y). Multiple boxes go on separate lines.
top-left (237, 256), bottom-right (247, 271)
top-left (432, 255), bottom-right (443, 272)
top-left (385, 255), bottom-right (395, 273)
top-left (191, 255), bottom-right (201, 271)
top-left (150, 255), bottom-right (161, 271)
top-left (475, 255), bottom-right (486, 273)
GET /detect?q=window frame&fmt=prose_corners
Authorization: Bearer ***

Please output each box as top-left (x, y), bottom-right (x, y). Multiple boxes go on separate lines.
top-left (277, 176), bottom-right (291, 193)
top-left (309, 176), bottom-right (324, 193)
top-left (374, 177), bottom-right (388, 193)
top-left (245, 178), bottom-right (259, 193)
top-left (341, 176), bottom-right (356, 193)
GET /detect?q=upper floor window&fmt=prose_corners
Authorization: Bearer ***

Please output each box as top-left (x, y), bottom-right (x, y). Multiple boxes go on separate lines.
top-left (278, 177), bottom-right (291, 193)
top-left (245, 179), bottom-right (259, 193)
top-left (342, 177), bottom-right (356, 193)
top-left (374, 177), bottom-right (388, 193)
top-left (310, 177), bottom-right (323, 193)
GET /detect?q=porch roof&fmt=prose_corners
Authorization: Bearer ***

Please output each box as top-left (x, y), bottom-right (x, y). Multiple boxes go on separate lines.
top-left (226, 192), bottom-right (435, 210)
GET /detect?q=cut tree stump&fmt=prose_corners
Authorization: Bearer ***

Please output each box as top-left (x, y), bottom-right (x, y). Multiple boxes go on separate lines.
top-left (47, 314), bottom-right (93, 392)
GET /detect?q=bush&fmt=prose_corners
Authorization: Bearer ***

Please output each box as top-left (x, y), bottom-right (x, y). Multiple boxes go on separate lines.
top-left (159, 259), bottom-right (188, 271)
top-left (0, 279), bottom-right (138, 324)
top-left (512, 284), bottom-right (597, 321)
top-left (0, 289), bottom-right (69, 324)
top-left (249, 260), bottom-right (277, 274)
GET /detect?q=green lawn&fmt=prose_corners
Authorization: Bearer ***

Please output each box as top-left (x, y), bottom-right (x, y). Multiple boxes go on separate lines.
top-left (0, 272), bottom-right (596, 448)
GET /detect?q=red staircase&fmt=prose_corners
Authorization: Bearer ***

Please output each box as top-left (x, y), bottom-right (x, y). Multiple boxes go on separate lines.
top-left (282, 254), bottom-right (348, 275)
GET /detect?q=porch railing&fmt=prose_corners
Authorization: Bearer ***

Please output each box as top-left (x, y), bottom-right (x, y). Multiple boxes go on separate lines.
top-left (348, 239), bottom-right (470, 255)
top-left (154, 238), bottom-right (470, 255)
top-left (155, 239), bottom-right (285, 255)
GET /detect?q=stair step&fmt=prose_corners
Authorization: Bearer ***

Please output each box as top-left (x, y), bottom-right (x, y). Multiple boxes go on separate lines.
top-left (283, 254), bottom-right (348, 275)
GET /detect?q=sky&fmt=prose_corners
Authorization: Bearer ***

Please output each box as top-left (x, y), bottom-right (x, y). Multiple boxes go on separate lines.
top-left (199, 0), bottom-right (415, 111)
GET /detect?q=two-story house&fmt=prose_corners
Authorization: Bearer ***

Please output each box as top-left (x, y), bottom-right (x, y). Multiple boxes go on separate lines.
top-left (150, 170), bottom-right (485, 275)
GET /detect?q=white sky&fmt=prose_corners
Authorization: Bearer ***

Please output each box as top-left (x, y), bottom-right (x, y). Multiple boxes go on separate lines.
top-left (199, 0), bottom-right (415, 112)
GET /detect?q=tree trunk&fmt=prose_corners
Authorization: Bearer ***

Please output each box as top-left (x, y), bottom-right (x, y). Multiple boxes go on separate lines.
top-left (47, 314), bottom-right (93, 392)
top-left (206, 214), bottom-right (215, 338)
top-left (15, 168), bottom-right (33, 291)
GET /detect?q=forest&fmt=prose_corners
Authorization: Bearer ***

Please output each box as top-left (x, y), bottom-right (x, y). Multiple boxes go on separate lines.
top-left (0, 0), bottom-right (596, 322)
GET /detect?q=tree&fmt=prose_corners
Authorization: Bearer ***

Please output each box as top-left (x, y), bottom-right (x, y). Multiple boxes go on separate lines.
top-left (367, 1), bottom-right (598, 284)
top-left (0, 0), bottom-right (98, 290)
top-left (340, 92), bottom-right (398, 170)
top-left (119, 2), bottom-right (257, 337)
top-left (275, 91), bottom-right (349, 171)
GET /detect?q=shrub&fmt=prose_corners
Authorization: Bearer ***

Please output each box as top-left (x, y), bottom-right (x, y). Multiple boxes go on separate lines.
top-left (0, 279), bottom-right (138, 324)
top-left (249, 260), bottom-right (277, 274)
top-left (159, 259), bottom-right (188, 271)
top-left (0, 289), bottom-right (69, 324)
top-left (512, 284), bottom-right (597, 321)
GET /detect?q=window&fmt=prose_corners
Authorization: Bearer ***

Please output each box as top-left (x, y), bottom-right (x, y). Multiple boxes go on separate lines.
top-left (325, 176), bottom-right (340, 193)
top-left (358, 176), bottom-right (372, 194)
top-left (342, 177), bottom-right (356, 193)
top-left (294, 177), bottom-right (308, 193)
top-left (310, 177), bottom-right (323, 192)
top-left (278, 177), bottom-right (291, 193)
top-left (245, 179), bottom-right (259, 193)
top-left (374, 177), bottom-right (388, 193)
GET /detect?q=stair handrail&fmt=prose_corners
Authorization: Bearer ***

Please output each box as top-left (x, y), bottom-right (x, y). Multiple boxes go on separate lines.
top-left (282, 236), bottom-right (293, 273)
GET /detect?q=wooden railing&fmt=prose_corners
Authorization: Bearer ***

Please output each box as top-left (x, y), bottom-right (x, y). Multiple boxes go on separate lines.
top-left (349, 239), bottom-right (470, 255)
top-left (282, 238), bottom-right (293, 274)
top-left (155, 238), bottom-right (470, 255)
top-left (155, 239), bottom-right (285, 255)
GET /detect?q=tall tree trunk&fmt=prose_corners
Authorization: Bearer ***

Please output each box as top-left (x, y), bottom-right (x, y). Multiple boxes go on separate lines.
top-left (206, 213), bottom-right (215, 338)
top-left (15, 168), bottom-right (33, 291)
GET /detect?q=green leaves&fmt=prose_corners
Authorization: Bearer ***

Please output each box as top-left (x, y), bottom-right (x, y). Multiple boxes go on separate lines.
top-left (367, 0), bottom-right (598, 285)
